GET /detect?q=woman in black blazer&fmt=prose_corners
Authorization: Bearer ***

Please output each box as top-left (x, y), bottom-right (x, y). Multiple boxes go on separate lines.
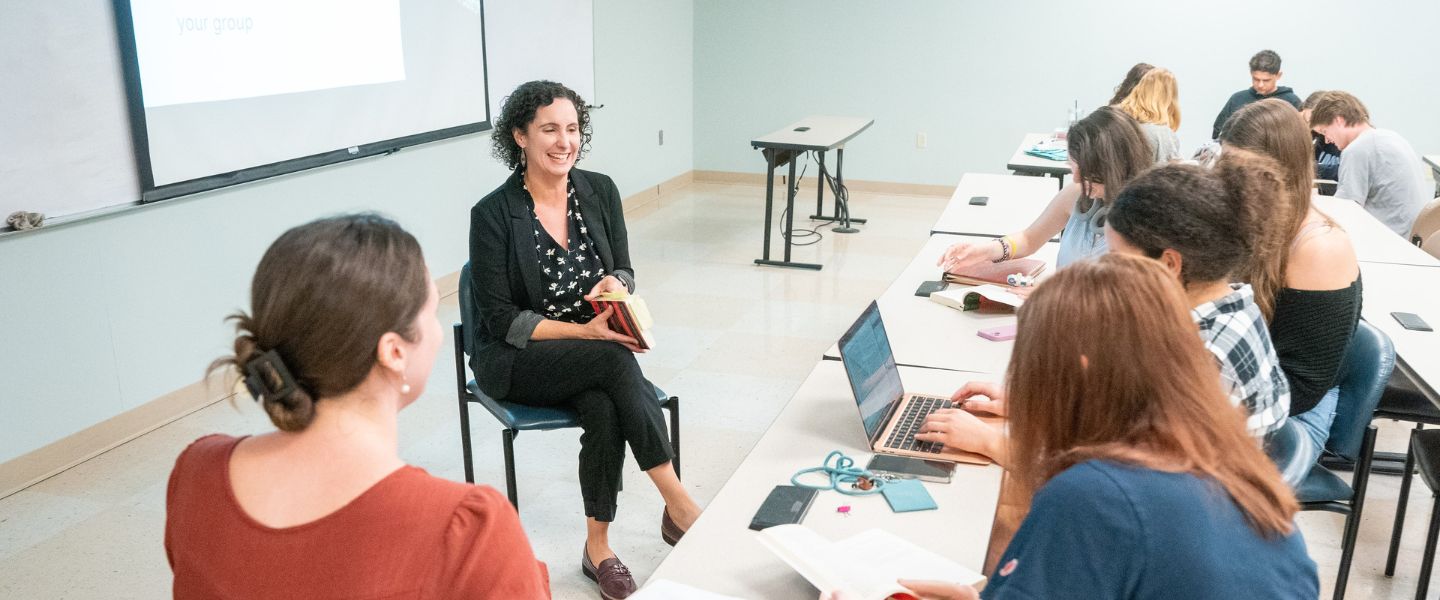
top-left (467, 81), bottom-right (699, 599)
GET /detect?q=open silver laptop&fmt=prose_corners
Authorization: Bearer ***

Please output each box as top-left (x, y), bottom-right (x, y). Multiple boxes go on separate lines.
top-left (837, 301), bottom-right (989, 465)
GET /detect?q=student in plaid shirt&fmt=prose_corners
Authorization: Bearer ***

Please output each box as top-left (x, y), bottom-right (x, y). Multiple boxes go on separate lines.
top-left (1106, 154), bottom-right (1291, 440)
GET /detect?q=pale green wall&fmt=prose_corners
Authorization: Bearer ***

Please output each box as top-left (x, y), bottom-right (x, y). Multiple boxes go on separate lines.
top-left (0, 0), bottom-right (693, 463)
top-left (694, 0), bottom-right (1440, 186)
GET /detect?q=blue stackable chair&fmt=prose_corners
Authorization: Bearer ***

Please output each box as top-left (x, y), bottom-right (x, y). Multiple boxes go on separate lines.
top-left (453, 264), bottom-right (680, 511)
top-left (1287, 321), bottom-right (1394, 600)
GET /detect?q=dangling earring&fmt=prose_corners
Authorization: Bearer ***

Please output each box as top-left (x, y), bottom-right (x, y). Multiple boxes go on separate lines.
top-left (401, 376), bottom-right (411, 395)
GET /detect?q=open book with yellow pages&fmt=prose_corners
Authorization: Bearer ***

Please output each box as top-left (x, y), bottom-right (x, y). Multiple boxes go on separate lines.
top-left (588, 290), bottom-right (656, 350)
top-left (757, 524), bottom-right (985, 599)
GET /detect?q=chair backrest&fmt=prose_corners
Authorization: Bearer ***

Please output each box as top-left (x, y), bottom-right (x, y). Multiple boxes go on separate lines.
top-left (1411, 198), bottom-right (1440, 246)
top-left (458, 262), bottom-right (477, 357)
top-left (1326, 321), bottom-right (1395, 459)
top-left (1424, 229), bottom-right (1440, 260)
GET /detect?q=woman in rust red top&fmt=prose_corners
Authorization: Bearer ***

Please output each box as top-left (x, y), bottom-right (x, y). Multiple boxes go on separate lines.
top-left (165, 214), bottom-right (550, 599)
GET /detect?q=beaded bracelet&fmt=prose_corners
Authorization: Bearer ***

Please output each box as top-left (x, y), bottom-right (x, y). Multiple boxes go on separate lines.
top-left (993, 236), bottom-right (1013, 263)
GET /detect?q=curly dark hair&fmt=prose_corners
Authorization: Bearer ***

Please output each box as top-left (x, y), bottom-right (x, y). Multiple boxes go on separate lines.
top-left (490, 80), bottom-right (592, 171)
top-left (1108, 150), bottom-right (1284, 289)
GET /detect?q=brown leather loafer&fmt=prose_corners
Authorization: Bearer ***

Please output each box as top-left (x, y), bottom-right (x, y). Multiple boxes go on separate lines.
top-left (581, 548), bottom-right (636, 600)
top-left (661, 507), bottom-right (686, 546)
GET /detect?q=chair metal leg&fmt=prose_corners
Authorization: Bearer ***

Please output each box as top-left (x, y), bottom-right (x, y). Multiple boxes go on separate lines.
top-left (668, 397), bottom-right (682, 480)
top-left (1389, 430), bottom-right (1420, 576)
top-left (1418, 496), bottom-right (1440, 600)
top-left (459, 396), bottom-right (475, 484)
top-left (503, 428), bottom-right (519, 510)
top-left (453, 323), bottom-right (476, 484)
top-left (1334, 426), bottom-right (1378, 600)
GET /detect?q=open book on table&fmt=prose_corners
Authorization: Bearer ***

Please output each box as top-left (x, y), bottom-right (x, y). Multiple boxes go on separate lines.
top-left (757, 524), bottom-right (985, 599)
top-left (588, 290), bottom-right (655, 350)
top-left (929, 284), bottom-right (1024, 313)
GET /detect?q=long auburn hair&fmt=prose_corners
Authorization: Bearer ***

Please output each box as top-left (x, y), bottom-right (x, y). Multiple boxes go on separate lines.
top-left (1116, 68), bottom-right (1181, 131)
top-left (1219, 98), bottom-right (1337, 319)
top-left (1108, 63), bottom-right (1154, 106)
top-left (1067, 107), bottom-right (1153, 211)
top-left (1006, 254), bottom-right (1298, 538)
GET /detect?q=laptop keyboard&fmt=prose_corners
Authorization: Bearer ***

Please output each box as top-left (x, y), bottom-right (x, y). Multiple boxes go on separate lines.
top-left (883, 396), bottom-right (953, 453)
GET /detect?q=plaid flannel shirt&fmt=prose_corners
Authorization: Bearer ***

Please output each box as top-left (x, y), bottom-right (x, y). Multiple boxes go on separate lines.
top-left (1192, 284), bottom-right (1290, 436)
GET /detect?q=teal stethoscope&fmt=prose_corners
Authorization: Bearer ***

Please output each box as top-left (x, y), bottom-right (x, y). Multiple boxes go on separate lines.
top-left (790, 450), bottom-right (889, 496)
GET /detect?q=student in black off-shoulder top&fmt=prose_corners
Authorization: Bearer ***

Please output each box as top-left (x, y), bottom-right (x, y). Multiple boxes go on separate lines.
top-left (1218, 99), bottom-right (1365, 475)
top-left (1270, 221), bottom-right (1362, 472)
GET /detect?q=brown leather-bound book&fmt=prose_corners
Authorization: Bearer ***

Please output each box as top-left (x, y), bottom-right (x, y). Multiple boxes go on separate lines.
top-left (588, 291), bottom-right (656, 350)
top-left (943, 258), bottom-right (1047, 287)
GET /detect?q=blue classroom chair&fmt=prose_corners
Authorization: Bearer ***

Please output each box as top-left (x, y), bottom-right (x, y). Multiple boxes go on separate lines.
top-left (453, 265), bottom-right (680, 511)
top-left (1269, 321), bottom-right (1394, 600)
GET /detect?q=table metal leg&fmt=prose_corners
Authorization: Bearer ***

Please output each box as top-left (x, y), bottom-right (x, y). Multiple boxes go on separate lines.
top-left (810, 149), bottom-right (867, 229)
top-left (759, 151), bottom-right (775, 261)
top-left (815, 151), bottom-right (825, 217)
top-left (755, 151), bottom-right (821, 270)
top-left (784, 158), bottom-right (798, 262)
top-left (832, 148), bottom-right (860, 233)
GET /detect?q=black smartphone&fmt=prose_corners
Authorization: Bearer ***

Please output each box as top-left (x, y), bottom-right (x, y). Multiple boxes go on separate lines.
top-left (968, 195), bottom-right (989, 206)
top-left (915, 280), bottom-right (947, 297)
top-left (1392, 312), bottom-right (1433, 332)
top-left (748, 485), bottom-right (817, 530)
top-left (866, 454), bottom-right (955, 484)
top-left (792, 126), bottom-right (811, 132)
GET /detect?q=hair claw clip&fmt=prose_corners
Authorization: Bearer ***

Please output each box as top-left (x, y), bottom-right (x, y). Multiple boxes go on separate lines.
top-left (243, 349), bottom-right (298, 403)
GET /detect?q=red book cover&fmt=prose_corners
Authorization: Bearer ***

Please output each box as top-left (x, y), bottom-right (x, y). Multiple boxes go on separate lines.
top-left (943, 258), bottom-right (1046, 286)
top-left (589, 299), bottom-right (651, 350)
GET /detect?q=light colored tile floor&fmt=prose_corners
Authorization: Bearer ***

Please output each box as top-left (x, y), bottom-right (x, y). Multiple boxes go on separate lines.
top-left (0, 181), bottom-right (1433, 599)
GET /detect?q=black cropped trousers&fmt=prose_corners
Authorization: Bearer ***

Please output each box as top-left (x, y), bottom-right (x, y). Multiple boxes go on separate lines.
top-left (503, 339), bottom-right (673, 522)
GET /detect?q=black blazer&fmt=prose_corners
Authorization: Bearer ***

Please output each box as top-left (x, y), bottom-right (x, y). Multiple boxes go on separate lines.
top-left (464, 168), bottom-right (634, 399)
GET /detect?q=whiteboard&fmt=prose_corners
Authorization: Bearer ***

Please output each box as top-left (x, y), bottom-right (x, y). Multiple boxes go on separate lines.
top-left (0, 0), bottom-right (596, 229)
top-left (0, 0), bottom-right (141, 225)
top-left (484, 0), bottom-right (597, 120)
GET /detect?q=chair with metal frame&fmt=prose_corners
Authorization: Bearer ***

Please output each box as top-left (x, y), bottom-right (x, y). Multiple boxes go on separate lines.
top-left (1384, 368), bottom-right (1440, 581)
top-left (1273, 321), bottom-right (1394, 600)
top-left (452, 264), bottom-right (680, 511)
top-left (1385, 428), bottom-right (1440, 600)
top-left (1408, 198), bottom-right (1440, 247)
top-left (1423, 230), bottom-right (1440, 260)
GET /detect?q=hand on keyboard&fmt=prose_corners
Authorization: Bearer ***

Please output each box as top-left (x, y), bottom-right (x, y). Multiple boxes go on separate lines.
top-left (952, 381), bottom-right (1008, 417)
top-left (915, 408), bottom-right (998, 459)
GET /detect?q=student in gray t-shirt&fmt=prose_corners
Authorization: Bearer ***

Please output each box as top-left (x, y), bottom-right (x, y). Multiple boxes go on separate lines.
top-left (1309, 91), bottom-right (1430, 237)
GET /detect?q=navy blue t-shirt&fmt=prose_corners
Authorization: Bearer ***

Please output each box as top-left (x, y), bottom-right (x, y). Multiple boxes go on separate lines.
top-left (981, 460), bottom-right (1317, 599)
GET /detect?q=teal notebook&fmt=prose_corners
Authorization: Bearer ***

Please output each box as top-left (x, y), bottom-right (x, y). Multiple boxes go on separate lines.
top-left (881, 478), bottom-right (937, 512)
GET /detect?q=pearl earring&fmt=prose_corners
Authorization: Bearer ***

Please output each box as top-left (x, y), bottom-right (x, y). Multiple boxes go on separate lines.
top-left (401, 377), bottom-right (411, 395)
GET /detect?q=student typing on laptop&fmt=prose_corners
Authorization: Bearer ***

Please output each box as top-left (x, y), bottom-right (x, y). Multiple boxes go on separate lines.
top-left (828, 255), bottom-right (1316, 600)
top-left (838, 303), bottom-right (996, 465)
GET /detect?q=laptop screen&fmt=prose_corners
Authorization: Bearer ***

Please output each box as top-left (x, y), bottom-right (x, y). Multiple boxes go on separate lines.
top-left (838, 302), bottom-right (905, 441)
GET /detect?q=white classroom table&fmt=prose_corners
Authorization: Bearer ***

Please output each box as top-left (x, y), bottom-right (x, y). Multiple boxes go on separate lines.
top-left (823, 234), bottom-right (1060, 374)
top-left (644, 361), bottom-right (1004, 597)
top-left (1313, 195), bottom-right (1439, 267)
top-left (930, 173), bottom-right (1059, 238)
top-left (1358, 262), bottom-right (1440, 403)
top-left (1005, 133), bottom-right (1071, 187)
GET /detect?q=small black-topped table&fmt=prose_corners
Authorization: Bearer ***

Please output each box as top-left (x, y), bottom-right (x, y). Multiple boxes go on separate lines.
top-left (750, 115), bottom-right (873, 270)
